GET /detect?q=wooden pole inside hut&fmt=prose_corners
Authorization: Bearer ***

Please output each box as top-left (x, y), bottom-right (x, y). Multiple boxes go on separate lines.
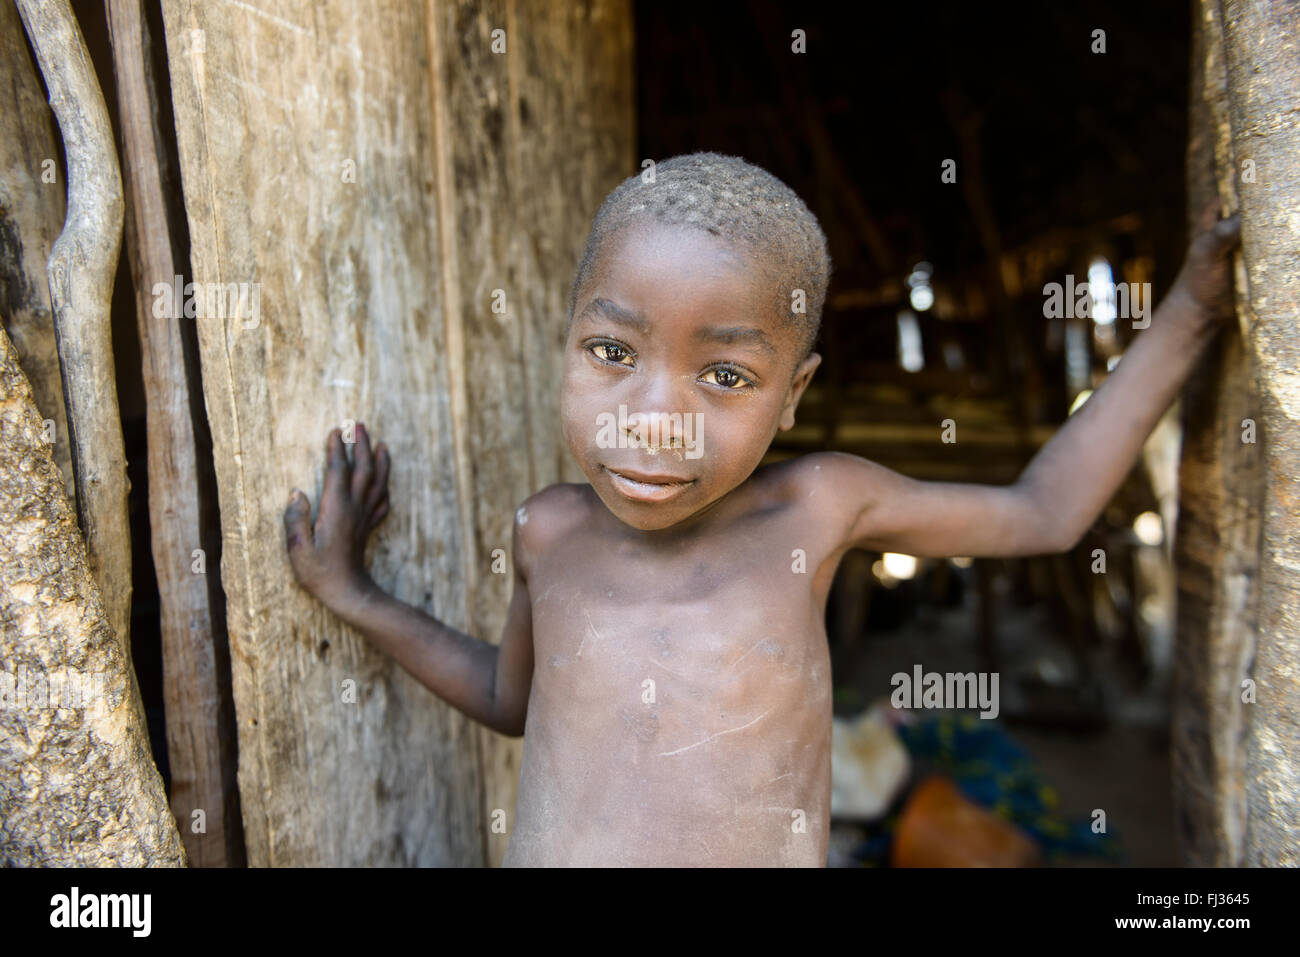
top-left (105, 0), bottom-right (243, 868)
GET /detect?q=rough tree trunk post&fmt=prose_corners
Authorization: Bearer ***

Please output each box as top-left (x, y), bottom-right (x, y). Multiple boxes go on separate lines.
top-left (0, 0), bottom-right (75, 505)
top-left (1220, 0), bottom-right (1300, 867)
top-left (106, 0), bottom-right (244, 867)
top-left (161, 0), bottom-right (631, 865)
top-left (1174, 0), bottom-right (1300, 867)
top-left (14, 0), bottom-right (136, 685)
top-left (1172, 0), bottom-right (1262, 868)
top-left (0, 325), bottom-right (184, 866)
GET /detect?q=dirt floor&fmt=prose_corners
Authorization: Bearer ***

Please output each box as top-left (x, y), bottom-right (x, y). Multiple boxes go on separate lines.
top-left (1011, 723), bottom-right (1177, 866)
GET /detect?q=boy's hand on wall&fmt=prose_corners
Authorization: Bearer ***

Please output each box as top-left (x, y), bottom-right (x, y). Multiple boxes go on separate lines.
top-left (1171, 200), bottom-right (1242, 321)
top-left (283, 424), bottom-right (391, 610)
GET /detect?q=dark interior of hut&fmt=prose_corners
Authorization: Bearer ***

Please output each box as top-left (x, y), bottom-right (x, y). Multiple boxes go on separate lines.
top-left (58, 0), bottom-right (1194, 866)
top-left (635, 0), bottom-right (1191, 865)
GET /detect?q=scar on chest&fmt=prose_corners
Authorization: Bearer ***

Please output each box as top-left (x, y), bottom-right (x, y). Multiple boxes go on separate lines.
top-left (730, 637), bottom-right (786, 669)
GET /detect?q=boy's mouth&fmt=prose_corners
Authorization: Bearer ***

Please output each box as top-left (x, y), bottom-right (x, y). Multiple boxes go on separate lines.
top-left (601, 465), bottom-right (695, 503)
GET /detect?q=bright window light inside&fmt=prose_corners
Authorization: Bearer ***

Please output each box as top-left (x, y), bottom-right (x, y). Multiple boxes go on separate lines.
top-left (882, 553), bottom-right (919, 579)
top-left (906, 262), bottom-right (934, 312)
top-left (896, 310), bottom-right (924, 372)
top-left (870, 560), bottom-right (897, 587)
top-left (1133, 511), bottom-right (1163, 546)
top-left (1088, 257), bottom-right (1116, 326)
top-left (1065, 318), bottom-right (1089, 395)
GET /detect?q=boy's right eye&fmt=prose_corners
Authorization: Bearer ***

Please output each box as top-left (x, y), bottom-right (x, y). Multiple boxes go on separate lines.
top-left (589, 342), bottom-right (635, 366)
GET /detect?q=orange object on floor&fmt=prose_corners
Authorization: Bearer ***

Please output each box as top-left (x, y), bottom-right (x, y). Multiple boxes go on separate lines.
top-left (891, 774), bottom-right (1041, 867)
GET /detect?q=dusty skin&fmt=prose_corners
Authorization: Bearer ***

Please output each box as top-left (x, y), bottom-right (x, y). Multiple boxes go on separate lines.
top-left (503, 465), bottom-right (840, 866)
top-left (285, 209), bottom-right (1239, 866)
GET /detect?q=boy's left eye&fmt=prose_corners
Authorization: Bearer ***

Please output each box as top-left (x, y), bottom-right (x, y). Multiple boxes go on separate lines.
top-left (701, 367), bottom-right (754, 390)
top-left (590, 342), bottom-right (635, 365)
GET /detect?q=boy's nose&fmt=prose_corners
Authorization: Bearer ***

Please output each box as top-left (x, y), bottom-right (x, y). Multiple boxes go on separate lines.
top-left (634, 369), bottom-right (695, 414)
top-left (623, 411), bottom-right (688, 452)
top-left (625, 372), bottom-right (695, 450)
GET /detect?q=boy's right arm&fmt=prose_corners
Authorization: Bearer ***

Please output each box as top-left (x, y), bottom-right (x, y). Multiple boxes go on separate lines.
top-left (283, 425), bottom-right (534, 737)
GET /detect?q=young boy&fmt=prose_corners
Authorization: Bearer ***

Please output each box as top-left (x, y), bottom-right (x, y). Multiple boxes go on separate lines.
top-left (282, 152), bottom-right (1240, 866)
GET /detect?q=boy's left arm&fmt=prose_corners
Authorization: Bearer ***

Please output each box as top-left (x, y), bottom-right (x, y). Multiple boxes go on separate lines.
top-left (818, 203), bottom-right (1241, 559)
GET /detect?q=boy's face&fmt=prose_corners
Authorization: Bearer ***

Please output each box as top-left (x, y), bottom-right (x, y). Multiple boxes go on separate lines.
top-left (562, 220), bottom-right (821, 533)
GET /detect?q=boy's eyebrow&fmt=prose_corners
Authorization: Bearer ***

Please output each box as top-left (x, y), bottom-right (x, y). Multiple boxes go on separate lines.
top-left (576, 298), bottom-right (650, 333)
top-left (694, 325), bottom-right (778, 356)
top-left (578, 298), bottom-right (778, 356)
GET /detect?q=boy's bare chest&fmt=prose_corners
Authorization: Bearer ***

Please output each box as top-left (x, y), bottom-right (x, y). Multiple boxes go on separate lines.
top-left (523, 521), bottom-right (833, 777)
top-left (501, 478), bottom-right (845, 862)
top-left (511, 522), bottom-right (833, 864)
top-left (527, 528), bottom-right (824, 701)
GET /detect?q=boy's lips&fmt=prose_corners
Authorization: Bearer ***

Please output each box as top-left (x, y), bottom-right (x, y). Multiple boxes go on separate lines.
top-left (602, 465), bottom-right (695, 503)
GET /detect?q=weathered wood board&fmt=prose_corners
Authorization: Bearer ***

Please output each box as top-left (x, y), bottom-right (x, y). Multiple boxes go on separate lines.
top-left (0, 0), bottom-right (74, 505)
top-left (108, 0), bottom-right (244, 867)
top-left (161, 0), bottom-right (632, 865)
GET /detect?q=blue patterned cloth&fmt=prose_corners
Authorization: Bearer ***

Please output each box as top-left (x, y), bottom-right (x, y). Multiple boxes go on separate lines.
top-left (848, 713), bottom-right (1124, 866)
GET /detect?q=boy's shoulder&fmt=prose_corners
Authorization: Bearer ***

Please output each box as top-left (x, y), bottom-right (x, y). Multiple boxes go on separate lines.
top-left (510, 482), bottom-right (597, 579)
top-left (756, 450), bottom-right (871, 500)
top-left (754, 450), bottom-right (890, 537)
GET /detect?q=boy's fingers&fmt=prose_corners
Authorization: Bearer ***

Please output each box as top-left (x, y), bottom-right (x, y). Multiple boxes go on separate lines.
top-left (351, 423), bottom-right (374, 500)
top-left (1195, 198), bottom-right (1222, 235)
top-left (1193, 201), bottom-right (1241, 253)
top-left (322, 429), bottom-right (351, 504)
top-left (368, 496), bottom-right (390, 531)
top-left (365, 445), bottom-right (390, 514)
top-left (1213, 212), bottom-right (1242, 250)
top-left (284, 489), bottom-right (314, 551)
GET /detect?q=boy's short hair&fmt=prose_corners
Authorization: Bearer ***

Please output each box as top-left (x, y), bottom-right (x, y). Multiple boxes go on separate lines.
top-left (569, 152), bottom-right (832, 361)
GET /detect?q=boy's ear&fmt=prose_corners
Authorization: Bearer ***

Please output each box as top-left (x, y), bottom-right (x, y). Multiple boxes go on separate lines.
top-left (779, 351), bottom-right (822, 431)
